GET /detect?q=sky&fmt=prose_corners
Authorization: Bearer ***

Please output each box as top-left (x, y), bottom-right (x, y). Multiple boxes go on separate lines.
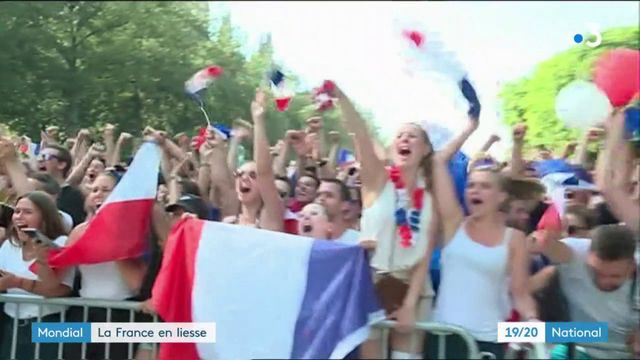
top-left (209, 1), bottom-right (639, 158)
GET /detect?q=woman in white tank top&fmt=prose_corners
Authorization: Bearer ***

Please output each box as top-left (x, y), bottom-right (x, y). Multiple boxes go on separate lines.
top-left (429, 158), bottom-right (539, 359)
top-left (334, 84), bottom-right (479, 359)
top-left (64, 171), bottom-right (150, 360)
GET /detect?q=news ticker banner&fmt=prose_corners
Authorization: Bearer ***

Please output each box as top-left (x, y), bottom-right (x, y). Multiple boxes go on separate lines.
top-left (32, 323), bottom-right (216, 343)
top-left (497, 322), bottom-right (608, 343)
top-left (32, 321), bottom-right (607, 344)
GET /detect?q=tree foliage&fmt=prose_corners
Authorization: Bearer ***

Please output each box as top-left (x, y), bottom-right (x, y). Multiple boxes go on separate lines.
top-left (499, 26), bottom-right (639, 152)
top-left (0, 2), bottom-right (377, 152)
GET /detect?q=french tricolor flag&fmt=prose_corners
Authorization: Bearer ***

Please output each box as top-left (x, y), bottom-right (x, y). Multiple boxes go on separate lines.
top-left (33, 142), bottom-right (160, 271)
top-left (270, 69), bottom-right (294, 112)
top-left (152, 218), bottom-right (383, 360)
top-left (185, 66), bottom-right (224, 106)
top-left (337, 148), bottom-right (356, 168)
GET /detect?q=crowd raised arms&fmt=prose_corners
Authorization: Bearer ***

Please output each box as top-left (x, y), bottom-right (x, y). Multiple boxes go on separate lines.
top-left (0, 78), bottom-right (639, 359)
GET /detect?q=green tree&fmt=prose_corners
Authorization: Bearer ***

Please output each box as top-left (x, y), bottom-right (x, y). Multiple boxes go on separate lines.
top-left (499, 26), bottom-right (640, 152)
top-left (0, 2), bottom-right (380, 154)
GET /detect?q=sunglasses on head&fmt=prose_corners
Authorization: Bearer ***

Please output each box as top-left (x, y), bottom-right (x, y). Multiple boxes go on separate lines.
top-left (234, 170), bottom-right (257, 179)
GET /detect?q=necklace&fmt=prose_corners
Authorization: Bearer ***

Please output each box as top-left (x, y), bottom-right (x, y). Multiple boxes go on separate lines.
top-left (387, 165), bottom-right (425, 248)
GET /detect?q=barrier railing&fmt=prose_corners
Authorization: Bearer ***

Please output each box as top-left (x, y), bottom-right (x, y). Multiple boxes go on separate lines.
top-left (0, 294), bottom-right (159, 360)
top-left (373, 319), bottom-right (483, 359)
top-left (505, 342), bottom-right (549, 359)
top-left (574, 342), bottom-right (632, 358)
top-left (3, 294), bottom-right (629, 360)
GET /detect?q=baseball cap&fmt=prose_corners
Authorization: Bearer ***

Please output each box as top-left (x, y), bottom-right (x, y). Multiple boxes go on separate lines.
top-left (165, 194), bottom-right (209, 220)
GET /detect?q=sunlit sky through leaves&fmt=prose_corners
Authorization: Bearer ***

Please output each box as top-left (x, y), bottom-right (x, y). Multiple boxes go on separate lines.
top-left (209, 1), bottom-right (638, 158)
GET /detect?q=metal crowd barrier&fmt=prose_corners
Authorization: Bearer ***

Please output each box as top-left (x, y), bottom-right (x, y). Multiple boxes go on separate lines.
top-left (504, 342), bottom-right (549, 359)
top-left (0, 294), bottom-right (159, 360)
top-left (574, 342), bottom-right (633, 358)
top-left (373, 319), bottom-right (484, 359)
top-left (3, 294), bottom-right (629, 360)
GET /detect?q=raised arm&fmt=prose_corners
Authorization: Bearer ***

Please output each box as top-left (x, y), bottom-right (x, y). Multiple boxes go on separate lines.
top-left (510, 123), bottom-right (527, 176)
top-left (600, 111), bottom-right (640, 233)
top-left (573, 128), bottom-right (603, 167)
top-left (432, 122), bottom-right (476, 242)
top-left (272, 140), bottom-right (289, 177)
top-left (509, 230), bottom-right (538, 321)
top-left (70, 129), bottom-right (90, 166)
top-left (252, 89), bottom-right (284, 232)
top-left (66, 145), bottom-right (102, 186)
top-left (103, 124), bottom-right (116, 166)
top-left (0, 137), bottom-right (34, 196)
top-left (109, 132), bottom-right (133, 167)
top-left (480, 134), bottom-right (500, 153)
top-left (227, 120), bottom-right (252, 173)
top-left (335, 86), bottom-right (386, 205)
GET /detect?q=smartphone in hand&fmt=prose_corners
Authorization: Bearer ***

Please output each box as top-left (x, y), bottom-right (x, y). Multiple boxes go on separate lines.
top-left (21, 228), bottom-right (59, 249)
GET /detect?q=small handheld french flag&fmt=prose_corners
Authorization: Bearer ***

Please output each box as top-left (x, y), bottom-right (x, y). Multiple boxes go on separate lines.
top-left (337, 148), bottom-right (356, 167)
top-left (185, 66), bottom-right (224, 106)
top-left (270, 69), bottom-right (294, 112)
top-left (312, 80), bottom-right (336, 112)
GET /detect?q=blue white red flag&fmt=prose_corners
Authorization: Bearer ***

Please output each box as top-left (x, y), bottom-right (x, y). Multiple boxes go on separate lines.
top-left (185, 66), bottom-right (224, 106)
top-left (270, 69), bottom-right (294, 112)
top-left (152, 219), bottom-right (383, 360)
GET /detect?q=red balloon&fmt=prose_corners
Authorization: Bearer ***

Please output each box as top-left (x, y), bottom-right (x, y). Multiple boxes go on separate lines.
top-left (593, 48), bottom-right (640, 107)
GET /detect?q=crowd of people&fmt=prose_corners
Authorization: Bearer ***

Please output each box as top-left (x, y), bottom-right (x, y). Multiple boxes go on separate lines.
top-left (0, 82), bottom-right (638, 360)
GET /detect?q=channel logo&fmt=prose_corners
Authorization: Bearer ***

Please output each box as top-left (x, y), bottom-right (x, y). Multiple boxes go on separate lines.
top-left (573, 24), bottom-right (602, 48)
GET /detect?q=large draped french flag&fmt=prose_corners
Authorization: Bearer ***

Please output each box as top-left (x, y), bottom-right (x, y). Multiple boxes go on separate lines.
top-left (152, 218), bottom-right (383, 360)
top-left (31, 142), bottom-right (160, 273)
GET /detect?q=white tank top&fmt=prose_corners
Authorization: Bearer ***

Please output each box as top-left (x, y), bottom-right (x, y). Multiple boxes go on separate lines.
top-left (432, 224), bottom-right (513, 341)
top-left (79, 262), bottom-right (135, 300)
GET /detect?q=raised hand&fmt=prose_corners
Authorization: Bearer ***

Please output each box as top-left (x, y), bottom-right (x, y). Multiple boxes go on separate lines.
top-left (232, 118), bottom-right (253, 140)
top-left (327, 131), bottom-right (341, 145)
top-left (78, 128), bottom-right (91, 140)
top-left (286, 130), bottom-right (310, 156)
top-left (305, 116), bottom-right (323, 133)
top-left (513, 123), bottom-right (527, 142)
top-left (0, 137), bottom-right (18, 162)
top-left (586, 127), bottom-right (604, 142)
top-left (119, 132), bottom-right (133, 142)
top-left (103, 123), bottom-right (116, 138)
top-left (88, 144), bottom-right (104, 158)
top-left (251, 89), bottom-right (267, 121)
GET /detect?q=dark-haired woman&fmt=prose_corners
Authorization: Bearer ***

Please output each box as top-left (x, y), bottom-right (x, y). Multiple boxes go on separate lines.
top-left (63, 171), bottom-right (150, 360)
top-left (0, 191), bottom-right (75, 360)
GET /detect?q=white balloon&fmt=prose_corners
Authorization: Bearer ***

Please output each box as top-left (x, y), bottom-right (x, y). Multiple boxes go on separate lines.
top-left (555, 80), bottom-right (612, 130)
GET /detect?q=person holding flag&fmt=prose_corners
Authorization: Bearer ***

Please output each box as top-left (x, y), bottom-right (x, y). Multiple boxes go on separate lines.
top-left (31, 131), bottom-right (168, 360)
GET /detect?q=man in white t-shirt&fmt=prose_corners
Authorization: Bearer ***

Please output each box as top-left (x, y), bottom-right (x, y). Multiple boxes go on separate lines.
top-left (540, 224), bottom-right (638, 359)
top-left (315, 178), bottom-right (359, 245)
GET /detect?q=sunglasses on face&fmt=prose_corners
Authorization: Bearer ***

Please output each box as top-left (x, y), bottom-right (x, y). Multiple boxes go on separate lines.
top-left (234, 170), bottom-right (257, 179)
top-left (567, 225), bottom-right (587, 236)
top-left (38, 153), bottom-right (59, 161)
top-left (348, 167), bottom-right (358, 176)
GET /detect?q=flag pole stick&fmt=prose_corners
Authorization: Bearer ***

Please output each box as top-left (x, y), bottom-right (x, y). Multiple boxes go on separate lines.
top-left (199, 105), bottom-right (212, 128)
